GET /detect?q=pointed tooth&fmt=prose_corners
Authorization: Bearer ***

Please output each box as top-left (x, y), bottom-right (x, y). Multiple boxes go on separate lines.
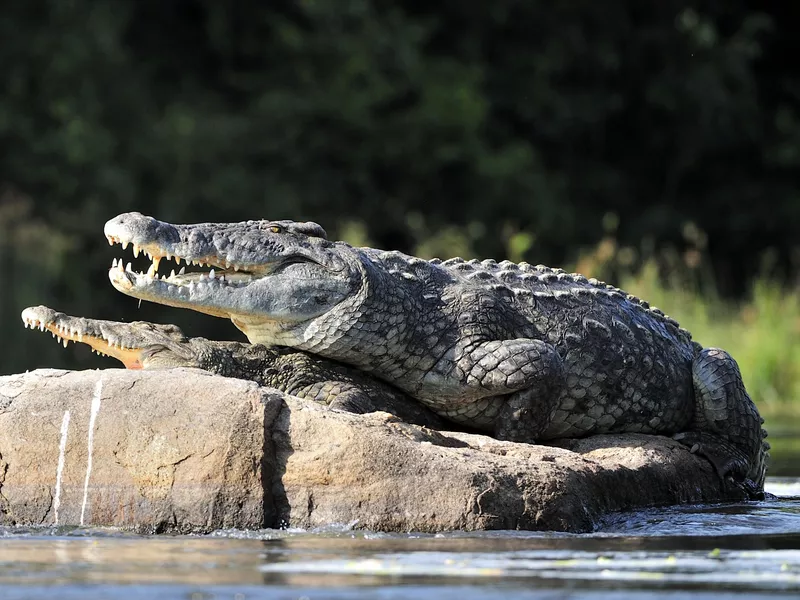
top-left (179, 267), bottom-right (186, 275)
top-left (169, 269), bottom-right (176, 279)
top-left (233, 265), bottom-right (239, 272)
top-left (126, 262), bottom-right (133, 272)
top-left (209, 269), bottom-right (215, 279)
top-left (107, 237), bottom-right (114, 246)
top-left (132, 245), bottom-right (140, 258)
top-left (40, 324), bottom-right (45, 332)
top-left (121, 241), bottom-right (129, 250)
top-left (63, 338), bottom-right (69, 348)
top-left (112, 258), bottom-right (118, 268)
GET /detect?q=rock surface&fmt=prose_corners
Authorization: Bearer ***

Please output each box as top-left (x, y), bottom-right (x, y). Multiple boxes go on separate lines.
top-left (0, 369), bottom-right (748, 534)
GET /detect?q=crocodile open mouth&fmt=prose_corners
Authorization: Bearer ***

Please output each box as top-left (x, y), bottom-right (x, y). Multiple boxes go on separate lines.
top-left (104, 233), bottom-right (314, 293)
top-left (21, 306), bottom-right (147, 369)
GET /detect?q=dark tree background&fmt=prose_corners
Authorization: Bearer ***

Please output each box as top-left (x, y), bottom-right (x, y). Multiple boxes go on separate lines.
top-left (1, 0), bottom-right (798, 374)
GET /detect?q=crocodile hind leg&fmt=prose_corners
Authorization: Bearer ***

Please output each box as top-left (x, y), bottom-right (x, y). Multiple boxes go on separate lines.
top-left (674, 348), bottom-right (769, 496)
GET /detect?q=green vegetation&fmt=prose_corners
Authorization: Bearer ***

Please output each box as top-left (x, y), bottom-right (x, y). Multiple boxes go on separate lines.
top-left (0, 1), bottom-right (798, 422)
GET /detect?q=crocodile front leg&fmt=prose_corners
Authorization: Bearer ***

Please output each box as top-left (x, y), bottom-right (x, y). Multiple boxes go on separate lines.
top-left (452, 339), bottom-right (566, 441)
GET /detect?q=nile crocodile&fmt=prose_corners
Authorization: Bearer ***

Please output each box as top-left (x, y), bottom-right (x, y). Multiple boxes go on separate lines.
top-left (20, 305), bottom-right (448, 429)
top-left (102, 212), bottom-right (769, 493)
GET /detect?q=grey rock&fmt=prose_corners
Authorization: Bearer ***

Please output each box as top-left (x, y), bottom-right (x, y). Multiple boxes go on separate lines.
top-left (0, 369), bottom-right (747, 534)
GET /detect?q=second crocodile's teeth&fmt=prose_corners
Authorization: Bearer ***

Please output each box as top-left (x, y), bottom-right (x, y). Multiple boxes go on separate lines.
top-left (132, 245), bottom-right (140, 258)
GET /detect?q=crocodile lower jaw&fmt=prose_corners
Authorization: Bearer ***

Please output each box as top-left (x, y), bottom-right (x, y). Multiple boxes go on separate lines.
top-left (21, 307), bottom-right (145, 369)
top-left (109, 257), bottom-right (255, 288)
top-left (108, 266), bottom-right (241, 319)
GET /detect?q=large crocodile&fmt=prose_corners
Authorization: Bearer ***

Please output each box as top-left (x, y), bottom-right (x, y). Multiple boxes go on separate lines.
top-left (102, 212), bottom-right (769, 493)
top-left (20, 306), bottom-right (448, 429)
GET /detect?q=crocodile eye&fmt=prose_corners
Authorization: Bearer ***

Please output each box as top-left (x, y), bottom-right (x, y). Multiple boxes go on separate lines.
top-left (269, 225), bottom-right (283, 234)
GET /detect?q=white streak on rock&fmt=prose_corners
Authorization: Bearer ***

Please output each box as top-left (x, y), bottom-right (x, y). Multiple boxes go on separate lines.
top-left (80, 379), bottom-right (103, 526)
top-left (54, 410), bottom-right (71, 525)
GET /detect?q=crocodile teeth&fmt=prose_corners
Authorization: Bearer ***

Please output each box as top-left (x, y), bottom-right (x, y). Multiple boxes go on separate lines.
top-left (132, 245), bottom-right (140, 258)
top-left (179, 267), bottom-right (186, 275)
top-left (147, 256), bottom-right (161, 278)
top-left (62, 338), bottom-right (69, 348)
top-left (208, 269), bottom-right (215, 280)
top-left (121, 241), bottom-right (129, 250)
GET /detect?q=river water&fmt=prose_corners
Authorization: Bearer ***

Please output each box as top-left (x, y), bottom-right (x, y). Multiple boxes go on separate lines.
top-left (2, 442), bottom-right (799, 598)
top-left (2, 482), bottom-right (798, 598)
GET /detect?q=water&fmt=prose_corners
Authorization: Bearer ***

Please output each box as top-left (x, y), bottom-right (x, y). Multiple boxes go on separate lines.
top-left (1, 477), bottom-right (799, 599)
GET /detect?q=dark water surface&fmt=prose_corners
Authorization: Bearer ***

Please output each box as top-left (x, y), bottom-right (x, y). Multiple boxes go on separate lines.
top-left (1, 477), bottom-right (799, 599)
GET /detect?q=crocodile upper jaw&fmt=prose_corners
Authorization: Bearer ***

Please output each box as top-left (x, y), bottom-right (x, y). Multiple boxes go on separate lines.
top-left (104, 212), bottom-right (359, 328)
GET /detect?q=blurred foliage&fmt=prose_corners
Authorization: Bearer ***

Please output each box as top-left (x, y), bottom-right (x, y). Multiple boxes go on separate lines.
top-left (1, 1), bottom-right (799, 390)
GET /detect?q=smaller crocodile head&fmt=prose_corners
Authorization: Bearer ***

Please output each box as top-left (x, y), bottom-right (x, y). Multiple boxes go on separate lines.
top-left (21, 305), bottom-right (193, 369)
top-left (103, 212), bottom-right (362, 343)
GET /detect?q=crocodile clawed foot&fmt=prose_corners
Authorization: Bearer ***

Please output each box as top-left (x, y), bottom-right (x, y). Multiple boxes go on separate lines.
top-left (673, 431), bottom-right (759, 499)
